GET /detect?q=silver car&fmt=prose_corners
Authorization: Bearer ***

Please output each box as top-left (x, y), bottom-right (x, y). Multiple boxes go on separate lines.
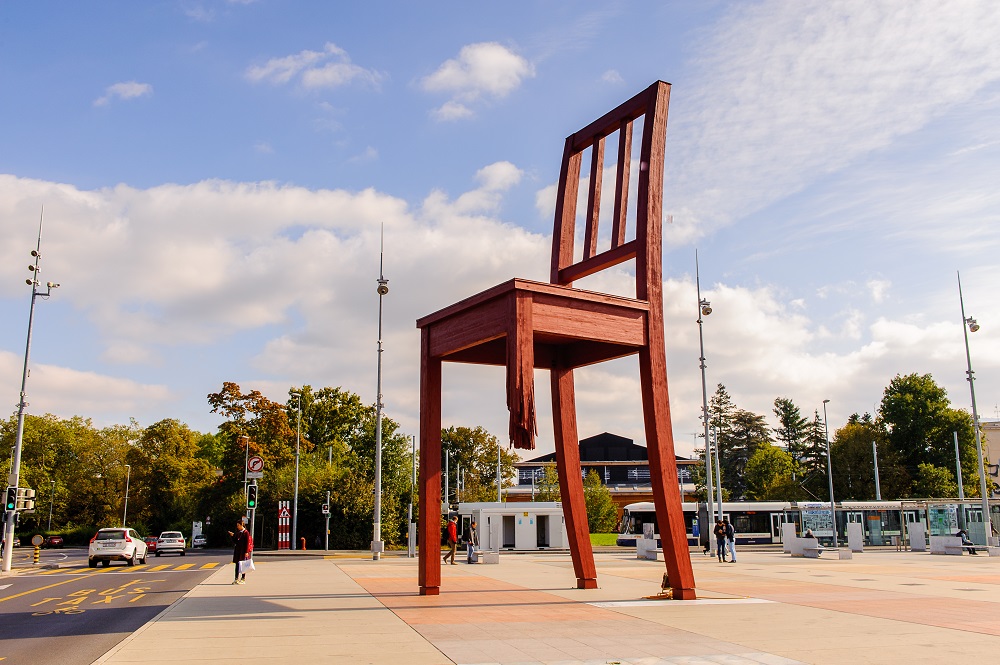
top-left (88, 528), bottom-right (148, 567)
top-left (156, 531), bottom-right (187, 556)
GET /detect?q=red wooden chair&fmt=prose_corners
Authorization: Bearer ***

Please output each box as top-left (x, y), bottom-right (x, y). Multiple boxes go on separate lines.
top-left (416, 81), bottom-right (696, 599)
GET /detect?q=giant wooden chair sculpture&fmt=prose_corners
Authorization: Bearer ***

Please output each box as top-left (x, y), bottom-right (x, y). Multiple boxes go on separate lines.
top-left (417, 81), bottom-right (696, 599)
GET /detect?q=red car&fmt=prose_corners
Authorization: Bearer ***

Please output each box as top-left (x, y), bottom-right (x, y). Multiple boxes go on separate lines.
top-left (144, 536), bottom-right (158, 552)
top-left (42, 535), bottom-right (64, 548)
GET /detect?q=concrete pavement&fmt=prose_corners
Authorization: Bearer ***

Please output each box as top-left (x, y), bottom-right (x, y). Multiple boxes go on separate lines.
top-left (94, 547), bottom-right (1000, 664)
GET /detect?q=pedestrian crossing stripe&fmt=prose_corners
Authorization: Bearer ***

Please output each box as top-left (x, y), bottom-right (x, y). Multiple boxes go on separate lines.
top-left (149, 564), bottom-right (171, 571)
top-left (200, 562), bottom-right (218, 569)
top-left (174, 563), bottom-right (195, 570)
top-left (22, 562), bottom-right (219, 575)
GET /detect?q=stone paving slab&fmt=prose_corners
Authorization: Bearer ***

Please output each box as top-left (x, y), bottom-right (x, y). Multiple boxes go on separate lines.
top-left (97, 548), bottom-right (1000, 664)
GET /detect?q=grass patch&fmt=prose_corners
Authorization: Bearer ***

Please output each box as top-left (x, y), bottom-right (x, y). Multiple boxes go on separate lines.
top-left (589, 533), bottom-right (620, 546)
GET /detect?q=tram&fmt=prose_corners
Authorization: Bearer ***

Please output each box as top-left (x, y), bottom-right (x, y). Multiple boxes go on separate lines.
top-left (617, 500), bottom-right (924, 547)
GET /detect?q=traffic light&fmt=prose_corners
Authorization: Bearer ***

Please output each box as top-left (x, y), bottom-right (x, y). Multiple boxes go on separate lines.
top-left (246, 484), bottom-right (258, 510)
top-left (4, 487), bottom-right (15, 511)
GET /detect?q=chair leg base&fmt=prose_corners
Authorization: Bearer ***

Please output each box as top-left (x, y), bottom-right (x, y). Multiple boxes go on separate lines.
top-left (671, 587), bottom-right (697, 600)
top-left (420, 586), bottom-right (440, 596)
top-left (577, 578), bottom-right (598, 589)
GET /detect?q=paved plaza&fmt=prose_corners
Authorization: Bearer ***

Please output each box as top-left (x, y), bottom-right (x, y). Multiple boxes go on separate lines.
top-left (95, 547), bottom-right (1000, 664)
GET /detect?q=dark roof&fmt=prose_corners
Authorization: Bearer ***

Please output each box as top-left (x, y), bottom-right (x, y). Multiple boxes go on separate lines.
top-left (523, 432), bottom-right (687, 463)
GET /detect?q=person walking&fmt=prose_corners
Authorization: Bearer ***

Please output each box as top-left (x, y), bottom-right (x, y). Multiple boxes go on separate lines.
top-left (465, 520), bottom-right (479, 564)
top-left (724, 517), bottom-right (737, 563)
top-left (443, 515), bottom-right (458, 565)
top-left (713, 518), bottom-right (727, 562)
top-left (229, 519), bottom-right (252, 584)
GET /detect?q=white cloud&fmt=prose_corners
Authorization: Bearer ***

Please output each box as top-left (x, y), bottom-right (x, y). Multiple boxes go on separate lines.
top-left (421, 42), bottom-right (534, 120)
top-left (93, 81), bottom-right (153, 107)
top-left (601, 70), bottom-right (624, 85)
top-left (246, 42), bottom-right (382, 89)
top-left (867, 279), bottom-right (891, 303)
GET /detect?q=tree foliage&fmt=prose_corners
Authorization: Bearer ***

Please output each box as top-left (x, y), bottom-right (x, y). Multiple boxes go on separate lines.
top-left (583, 470), bottom-right (617, 532)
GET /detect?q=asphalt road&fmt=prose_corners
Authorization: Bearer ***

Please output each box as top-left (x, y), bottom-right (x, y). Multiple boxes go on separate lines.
top-left (0, 547), bottom-right (229, 665)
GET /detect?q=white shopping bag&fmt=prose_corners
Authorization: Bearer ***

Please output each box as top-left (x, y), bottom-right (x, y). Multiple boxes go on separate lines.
top-left (238, 558), bottom-right (256, 574)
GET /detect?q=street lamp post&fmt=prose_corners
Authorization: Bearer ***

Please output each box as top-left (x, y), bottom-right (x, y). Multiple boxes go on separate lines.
top-left (122, 464), bottom-right (131, 528)
top-left (372, 231), bottom-right (389, 561)
top-left (47, 479), bottom-right (55, 532)
top-left (958, 271), bottom-right (991, 541)
top-left (822, 399), bottom-right (837, 549)
top-left (2, 215), bottom-right (59, 573)
top-left (695, 251), bottom-right (718, 539)
top-left (292, 392), bottom-right (301, 550)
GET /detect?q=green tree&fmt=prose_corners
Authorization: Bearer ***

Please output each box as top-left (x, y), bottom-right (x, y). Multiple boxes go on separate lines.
top-left (912, 463), bottom-right (958, 498)
top-left (745, 445), bottom-right (797, 500)
top-left (830, 415), bottom-right (908, 500)
top-left (773, 397), bottom-right (809, 468)
top-left (879, 373), bottom-right (978, 496)
top-left (535, 465), bottom-right (561, 502)
top-left (583, 470), bottom-right (617, 532)
top-left (715, 406), bottom-right (771, 499)
top-left (440, 426), bottom-right (519, 504)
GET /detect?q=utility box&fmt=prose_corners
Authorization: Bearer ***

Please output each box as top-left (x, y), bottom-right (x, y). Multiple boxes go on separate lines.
top-left (448, 502), bottom-right (568, 551)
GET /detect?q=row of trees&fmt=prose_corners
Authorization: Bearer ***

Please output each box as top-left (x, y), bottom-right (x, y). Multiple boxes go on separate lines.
top-left (3, 382), bottom-right (522, 548)
top-left (693, 373), bottom-right (994, 502)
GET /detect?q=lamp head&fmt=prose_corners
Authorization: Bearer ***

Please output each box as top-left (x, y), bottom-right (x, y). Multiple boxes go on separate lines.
top-left (967, 317), bottom-right (980, 333)
top-left (376, 278), bottom-right (389, 296)
top-left (46, 282), bottom-right (60, 289)
top-left (30, 250), bottom-right (39, 257)
top-left (700, 299), bottom-right (712, 316)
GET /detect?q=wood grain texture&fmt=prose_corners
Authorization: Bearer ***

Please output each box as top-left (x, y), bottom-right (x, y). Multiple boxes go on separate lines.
top-left (418, 328), bottom-right (442, 596)
top-left (550, 354), bottom-right (598, 589)
top-left (611, 119), bottom-right (632, 249)
top-left (583, 136), bottom-right (605, 260)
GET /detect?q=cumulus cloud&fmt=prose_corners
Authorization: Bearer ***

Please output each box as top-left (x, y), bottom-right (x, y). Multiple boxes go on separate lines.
top-left (421, 42), bottom-right (534, 120)
top-left (93, 81), bottom-right (153, 107)
top-left (246, 42), bottom-right (382, 89)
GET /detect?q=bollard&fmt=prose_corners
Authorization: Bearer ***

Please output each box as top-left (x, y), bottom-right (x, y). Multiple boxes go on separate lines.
top-left (33, 546), bottom-right (40, 565)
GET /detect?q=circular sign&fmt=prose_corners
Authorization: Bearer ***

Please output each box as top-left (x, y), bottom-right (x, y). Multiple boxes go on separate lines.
top-left (247, 456), bottom-right (264, 473)
top-left (31, 534), bottom-right (44, 547)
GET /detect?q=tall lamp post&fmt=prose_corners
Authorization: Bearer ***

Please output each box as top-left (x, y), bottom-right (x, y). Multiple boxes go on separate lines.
top-left (695, 251), bottom-right (718, 531)
top-left (122, 464), bottom-right (131, 528)
top-left (47, 479), bottom-right (56, 532)
top-left (291, 392), bottom-right (301, 550)
top-left (822, 399), bottom-right (837, 549)
top-left (2, 216), bottom-right (60, 573)
top-left (958, 272), bottom-right (991, 540)
top-left (372, 232), bottom-right (389, 561)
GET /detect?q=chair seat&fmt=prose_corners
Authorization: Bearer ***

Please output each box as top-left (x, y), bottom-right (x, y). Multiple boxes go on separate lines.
top-left (417, 278), bottom-right (650, 370)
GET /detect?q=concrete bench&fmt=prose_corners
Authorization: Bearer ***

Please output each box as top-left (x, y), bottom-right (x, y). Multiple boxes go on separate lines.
top-left (930, 536), bottom-right (963, 555)
top-left (802, 542), bottom-right (824, 558)
top-left (479, 551), bottom-right (500, 564)
top-left (636, 539), bottom-right (662, 561)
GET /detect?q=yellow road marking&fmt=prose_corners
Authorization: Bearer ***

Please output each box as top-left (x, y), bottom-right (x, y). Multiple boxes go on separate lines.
top-left (0, 572), bottom-right (104, 603)
top-left (199, 562), bottom-right (218, 569)
top-left (174, 563), bottom-right (195, 571)
top-left (148, 564), bottom-right (170, 571)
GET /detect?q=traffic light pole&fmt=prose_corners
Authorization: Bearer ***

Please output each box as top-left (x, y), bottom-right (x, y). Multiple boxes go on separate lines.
top-left (3, 216), bottom-right (57, 574)
top-left (250, 479), bottom-right (257, 550)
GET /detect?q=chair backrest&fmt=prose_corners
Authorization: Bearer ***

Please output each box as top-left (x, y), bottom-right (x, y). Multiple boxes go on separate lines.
top-left (549, 81), bottom-right (670, 303)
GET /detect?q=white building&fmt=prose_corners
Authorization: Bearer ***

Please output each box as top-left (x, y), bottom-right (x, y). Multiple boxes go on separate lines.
top-left (446, 502), bottom-right (568, 551)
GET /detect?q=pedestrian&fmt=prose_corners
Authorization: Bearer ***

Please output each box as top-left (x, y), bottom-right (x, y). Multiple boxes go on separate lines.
top-left (229, 519), bottom-right (252, 585)
top-left (713, 518), bottom-right (727, 562)
top-left (724, 517), bottom-right (736, 563)
top-left (443, 515), bottom-right (458, 565)
top-left (465, 520), bottom-right (479, 564)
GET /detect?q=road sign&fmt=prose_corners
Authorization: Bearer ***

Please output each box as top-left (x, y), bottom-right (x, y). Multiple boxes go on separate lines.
top-left (31, 534), bottom-right (43, 547)
top-left (246, 471), bottom-right (263, 479)
top-left (247, 456), bottom-right (264, 473)
top-left (278, 506), bottom-right (291, 519)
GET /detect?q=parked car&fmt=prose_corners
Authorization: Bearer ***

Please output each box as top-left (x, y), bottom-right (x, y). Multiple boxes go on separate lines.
top-left (192, 534), bottom-right (207, 548)
top-left (156, 531), bottom-right (186, 556)
top-left (42, 535), bottom-right (64, 548)
top-left (88, 528), bottom-right (148, 567)
top-left (144, 536), bottom-right (159, 552)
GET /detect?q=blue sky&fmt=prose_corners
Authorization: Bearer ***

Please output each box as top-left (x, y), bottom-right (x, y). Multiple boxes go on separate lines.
top-left (1, 0), bottom-right (998, 458)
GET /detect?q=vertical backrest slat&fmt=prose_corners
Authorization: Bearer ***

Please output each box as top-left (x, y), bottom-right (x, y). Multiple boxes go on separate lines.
top-left (550, 81), bottom-right (669, 296)
top-left (611, 119), bottom-right (632, 249)
top-left (583, 136), bottom-right (605, 260)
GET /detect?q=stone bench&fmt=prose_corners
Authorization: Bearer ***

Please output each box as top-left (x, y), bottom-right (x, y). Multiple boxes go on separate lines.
top-left (636, 538), bottom-right (662, 561)
top-left (929, 536), bottom-right (963, 555)
top-left (788, 536), bottom-right (823, 557)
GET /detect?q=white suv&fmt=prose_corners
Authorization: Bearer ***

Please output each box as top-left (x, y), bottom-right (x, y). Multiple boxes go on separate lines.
top-left (156, 531), bottom-right (187, 556)
top-left (89, 528), bottom-right (148, 568)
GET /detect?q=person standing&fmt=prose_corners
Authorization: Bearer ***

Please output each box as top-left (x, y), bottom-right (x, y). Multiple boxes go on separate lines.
top-left (443, 515), bottom-right (458, 565)
top-left (724, 517), bottom-right (737, 563)
top-left (465, 520), bottom-right (479, 564)
top-left (229, 519), bottom-right (251, 584)
top-left (713, 518), bottom-right (727, 562)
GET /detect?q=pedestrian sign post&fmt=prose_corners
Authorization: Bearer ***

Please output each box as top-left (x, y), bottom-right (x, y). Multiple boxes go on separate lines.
top-left (247, 456), bottom-right (264, 480)
top-left (278, 501), bottom-right (291, 549)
